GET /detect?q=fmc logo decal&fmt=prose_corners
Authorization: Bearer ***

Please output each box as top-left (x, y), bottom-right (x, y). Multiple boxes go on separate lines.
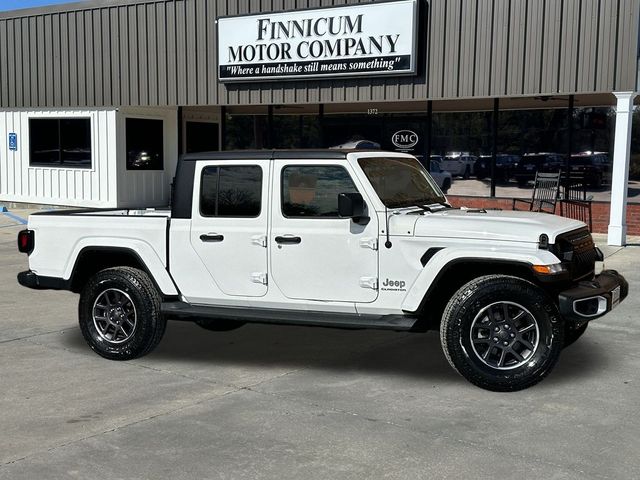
top-left (391, 130), bottom-right (418, 149)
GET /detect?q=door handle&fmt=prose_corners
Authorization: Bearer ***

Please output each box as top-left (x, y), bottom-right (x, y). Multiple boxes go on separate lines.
top-left (275, 235), bottom-right (302, 245)
top-left (200, 233), bottom-right (224, 242)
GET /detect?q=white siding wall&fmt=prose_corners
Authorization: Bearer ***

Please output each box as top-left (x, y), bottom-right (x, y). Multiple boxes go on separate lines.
top-left (116, 106), bottom-right (178, 208)
top-left (0, 109), bottom-right (118, 207)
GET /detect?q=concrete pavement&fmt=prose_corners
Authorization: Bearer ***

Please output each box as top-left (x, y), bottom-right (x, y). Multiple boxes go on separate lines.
top-left (1, 214), bottom-right (639, 479)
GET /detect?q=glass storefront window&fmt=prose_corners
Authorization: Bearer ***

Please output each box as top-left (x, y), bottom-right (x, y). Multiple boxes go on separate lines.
top-left (225, 115), bottom-right (268, 150)
top-left (220, 100), bottom-right (625, 206)
top-left (570, 107), bottom-right (615, 201)
top-left (224, 106), bottom-right (269, 150)
top-left (495, 107), bottom-right (567, 200)
top-left (272, 115), bottom-right (322, 149)
top-left (323, 114), bottom-right (384, 149)
top-left (431, 111), bottom-right (492, 197)
top-left (186, 121), bottom-right (219, 153)
top-left (495, 105), bottom-right (615, 203)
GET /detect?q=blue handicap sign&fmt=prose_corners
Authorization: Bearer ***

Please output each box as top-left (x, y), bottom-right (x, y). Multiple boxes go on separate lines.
top-left (8, 133), bottom-right (17, 151)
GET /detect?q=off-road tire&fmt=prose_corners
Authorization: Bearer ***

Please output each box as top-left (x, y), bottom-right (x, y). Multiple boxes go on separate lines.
top-left (195, 319), bottom-right (246, 332)
top-left (440, 275), bottom-right (564, 392)
top-left (79, 267), bottom-right (165, 360)
top-left (563, 323), bottom-right (588, 348)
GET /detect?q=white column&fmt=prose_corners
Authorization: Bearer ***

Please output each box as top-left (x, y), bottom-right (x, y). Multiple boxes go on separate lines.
top-left (607, 92), bottom-right (637, 246)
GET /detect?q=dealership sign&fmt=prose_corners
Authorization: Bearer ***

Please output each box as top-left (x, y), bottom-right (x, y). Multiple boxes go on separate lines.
top-left (392, 130), bottom-right (419, 150)
top-left (217, 0), bottom-right (418, 82)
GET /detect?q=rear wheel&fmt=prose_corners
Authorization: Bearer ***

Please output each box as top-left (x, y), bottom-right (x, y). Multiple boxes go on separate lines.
top-left (79, 267), bottom-right (165, 360)
top-left (440, 275), bottom-right (564, 391)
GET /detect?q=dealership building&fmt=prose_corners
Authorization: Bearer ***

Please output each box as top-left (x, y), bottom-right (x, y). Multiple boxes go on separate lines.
top-left (0, 0), bottom-right (639, 245)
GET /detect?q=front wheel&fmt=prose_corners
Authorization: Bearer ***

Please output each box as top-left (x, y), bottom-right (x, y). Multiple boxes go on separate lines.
top-left (79, 267), bottom-right (166, 360)
top-left (440, 275), bottom-right (564, 391)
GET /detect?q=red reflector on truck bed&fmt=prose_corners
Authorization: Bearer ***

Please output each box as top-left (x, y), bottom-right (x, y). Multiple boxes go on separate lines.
top-left (17, 230), bottom-right (34, 255)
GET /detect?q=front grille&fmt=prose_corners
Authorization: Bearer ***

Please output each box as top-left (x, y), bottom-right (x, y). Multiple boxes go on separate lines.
top-left (555, 227), bottom-right (597, 280)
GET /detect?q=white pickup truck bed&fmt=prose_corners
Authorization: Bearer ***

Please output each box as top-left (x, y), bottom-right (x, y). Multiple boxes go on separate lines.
top-left (28, 208), bottom-right (171, 285)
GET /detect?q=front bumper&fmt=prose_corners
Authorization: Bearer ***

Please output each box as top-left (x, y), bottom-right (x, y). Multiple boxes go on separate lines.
top-left (558, 270), bottom-right (628, 324)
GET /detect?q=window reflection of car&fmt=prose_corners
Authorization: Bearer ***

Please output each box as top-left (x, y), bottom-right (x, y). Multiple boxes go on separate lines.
top-left (474, 154), bottom-right (520, 181)
top-left (514, 153), bottom-right (564, 186)
top-left (437, 153), bottom-right (477, 179)
top-left (32, 148), bottom-right (91, 167)
top-left (570, 152), bottom-right (610, 188)
top-left (428, 160), bottom-right (452, 194)
top-left (62, 148), bottom-right (92, 166)
top-left (128, 150), bottom-right (159, 169)
top-left (330, 140), bottom-right (381, 150)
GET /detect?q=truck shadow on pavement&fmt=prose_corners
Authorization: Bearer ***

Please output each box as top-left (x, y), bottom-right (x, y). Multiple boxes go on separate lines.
top-left (59, 321), bottom-right (609, 385)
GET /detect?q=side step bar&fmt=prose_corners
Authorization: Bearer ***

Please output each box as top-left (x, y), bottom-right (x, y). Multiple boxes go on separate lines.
top-left (161, 301), bottom-right (419, 331)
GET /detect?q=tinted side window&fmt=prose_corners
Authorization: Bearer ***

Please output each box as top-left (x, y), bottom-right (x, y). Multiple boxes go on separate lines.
top-left (282, 165), bottom-right (358, 218)
top-left (29, 118), bottom-right (92, 168)
top-left (200, 165), bottom-right (262, 217)
top-left (126, 118), bottom-right (164, 170)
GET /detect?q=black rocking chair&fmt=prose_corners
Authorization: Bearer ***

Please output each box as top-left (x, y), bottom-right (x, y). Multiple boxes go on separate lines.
top-left (559, 173), bottom-right (593, 231)
top-left (512, 171), bottom-right (561, 214)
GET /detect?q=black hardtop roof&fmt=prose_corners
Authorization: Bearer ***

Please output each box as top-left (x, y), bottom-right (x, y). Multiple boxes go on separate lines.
top-left (180, 149), bottom-right (385, 162)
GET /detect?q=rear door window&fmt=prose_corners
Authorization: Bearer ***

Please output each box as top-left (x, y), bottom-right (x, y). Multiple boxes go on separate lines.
top-left (200, 165), bottom-right (262, 217)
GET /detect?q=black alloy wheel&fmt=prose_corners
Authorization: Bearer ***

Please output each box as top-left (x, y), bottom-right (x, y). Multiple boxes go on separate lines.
top-left (79, 267), bottom-right (166, 360)
top-left (440, 275), bottom-right (564, 391)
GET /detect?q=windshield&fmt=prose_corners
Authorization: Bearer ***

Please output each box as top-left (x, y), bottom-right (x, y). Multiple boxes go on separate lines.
top-left (358, 157), bottom-right (446, 208)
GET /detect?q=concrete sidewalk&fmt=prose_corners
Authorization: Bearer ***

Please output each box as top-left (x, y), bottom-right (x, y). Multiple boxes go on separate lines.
top-left (1, 219), bottom-right (639, 479)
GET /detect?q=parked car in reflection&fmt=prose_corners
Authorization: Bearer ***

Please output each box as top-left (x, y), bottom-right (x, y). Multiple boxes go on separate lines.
top-left (429, 160), bottom-right (453, 194)
top-left (570, 152), bottom-right (610, 188)
top-left (331, 140), bottom-right (381, 150)
top-left (127, 149), bottom-right (162, 170)
top-left (437, 153), bottom-right (477, 179)
top-left (474, 154), bottom-right (520, 181)
top-left (514, 153), bottom-right (565, 186)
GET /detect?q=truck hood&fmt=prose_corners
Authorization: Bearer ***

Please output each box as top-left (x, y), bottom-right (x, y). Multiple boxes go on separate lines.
top-left (404, 208), bottom-right (585, 243)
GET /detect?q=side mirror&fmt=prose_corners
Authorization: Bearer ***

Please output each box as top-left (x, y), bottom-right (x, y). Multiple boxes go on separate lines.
top-left (338, 192), bottom-right (370, 225)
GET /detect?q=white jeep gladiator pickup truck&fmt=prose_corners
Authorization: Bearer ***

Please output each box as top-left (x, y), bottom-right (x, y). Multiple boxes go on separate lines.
top-left (17, 150), bottom-right (628, 391)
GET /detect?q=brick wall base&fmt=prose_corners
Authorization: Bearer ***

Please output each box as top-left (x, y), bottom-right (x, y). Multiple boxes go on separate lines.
top-left (447, 196), bottom-right (640, 235)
